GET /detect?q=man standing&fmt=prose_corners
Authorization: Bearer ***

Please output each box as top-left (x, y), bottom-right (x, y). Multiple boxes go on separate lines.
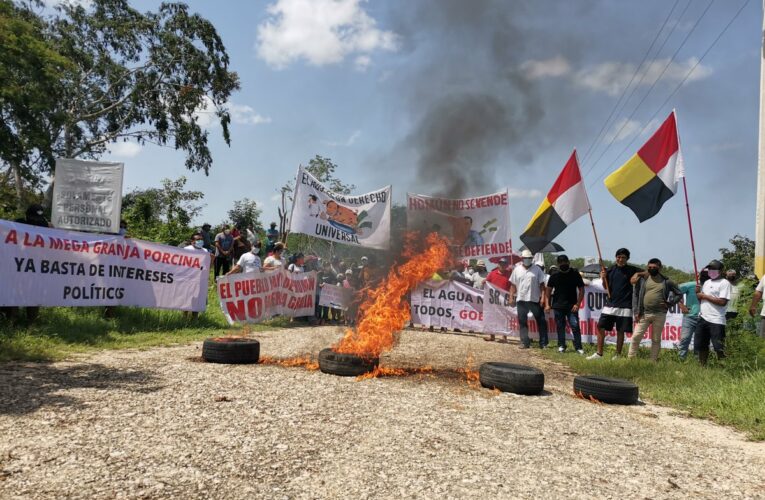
top-left (510, 249), bottom-right (548, 349)
top-left (226, 240), bottom-right (262, 275)
top-left (545, 254), bottom-right (585, 354)
top-left (183, 232), bottom-right (208, 319)
top-left (588, 248), bottom-right (640, 360)
top-left (471, 260), bottom-right (488, 289)
top-left (677, 276), bottom-right (702, 360)
top-left (628, 258), bottom-right (682, 362)
top-left (725, 270), bottom-right (740, 321)
top-left (265, 222), bottom-right (279, 254)
top-left (483, 257), bottom-right (512, 341)
top-left (214, 226), bottom-right (234, 277)
top-left (695, 260), bottom-right (731, 366)
top-left (748, 274), bottom-right (765, 339)
top-left (200, 223), bottom-right (214, 252)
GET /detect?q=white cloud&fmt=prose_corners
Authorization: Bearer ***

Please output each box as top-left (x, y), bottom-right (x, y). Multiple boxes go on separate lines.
top-left (507, 188), bottom-right (543, 199)
top-left (193, 96), bottom-right (271, 128)
top-left (354, 55), bottom-right (372, 71)
top-left (576, 57), bottom-right (712, 96)
top-left (256, 0), bottom-right (399, 69)
top-left (521, 55), bottom-right (571, 79)
top-left (108, 141), bottom-right (142, 158)
top-left (323, 129), bottom-right (361, 147)
top-left (604, 118), bottom-right (661, 144)
top-left (519, 56), bottom-right (712, 96)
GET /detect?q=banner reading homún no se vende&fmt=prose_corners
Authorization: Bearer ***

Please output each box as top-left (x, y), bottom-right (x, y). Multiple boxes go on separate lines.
top-left (0, 220), bottom-right (209, 311)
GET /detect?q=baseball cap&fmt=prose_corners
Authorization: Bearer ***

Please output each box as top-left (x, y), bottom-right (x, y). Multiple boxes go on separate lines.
top-left (498, 257), bottom-right (509, 265)
top-left (521, 249), bottom-right (533, 258)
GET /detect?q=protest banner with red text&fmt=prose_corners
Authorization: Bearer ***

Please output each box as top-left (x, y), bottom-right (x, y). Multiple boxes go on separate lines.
top-left (0, 220), bottom-right (209, 311)
top-left (217, 268), bottom-right (317, 325)
top-left (410, 279), bottom-right (484, 331)
top-left (407, 190), bottom-right (512, 261)
top-left (482, 280), bottom-right (683, 348)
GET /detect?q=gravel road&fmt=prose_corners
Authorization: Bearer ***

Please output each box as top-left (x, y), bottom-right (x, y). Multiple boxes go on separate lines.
top-left (1, 326), bottom-right (763, 499)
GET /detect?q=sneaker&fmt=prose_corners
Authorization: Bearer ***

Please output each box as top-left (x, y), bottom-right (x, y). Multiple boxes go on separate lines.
top-left (576, 349), bottom-right (584, 355)
top-left (586, 352), bottom-right (603, 360)
top-left (519, 344), bottom-right (530, 349)
top-left (558, 346), bottom-right (565, 353)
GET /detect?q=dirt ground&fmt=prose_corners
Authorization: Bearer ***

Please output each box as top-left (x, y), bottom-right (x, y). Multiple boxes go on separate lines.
top-left (1, 326), bottom-right (763, 499)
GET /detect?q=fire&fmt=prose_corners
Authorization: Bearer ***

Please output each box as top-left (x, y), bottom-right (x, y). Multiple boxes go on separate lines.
top-left (355, 365), bottom-right (435, 381)
top-left (335, 232), bottom-right (451, 358)
top-left (260, 355), bottom-right (319, 371)
top-left (457, 352), bottom-right (480, 389)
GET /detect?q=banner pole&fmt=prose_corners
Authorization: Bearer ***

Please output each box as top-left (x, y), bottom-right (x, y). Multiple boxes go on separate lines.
top-left (587, 207), bottom-right (610, 298)
top-left (682, 177), bottom-right (700, 284)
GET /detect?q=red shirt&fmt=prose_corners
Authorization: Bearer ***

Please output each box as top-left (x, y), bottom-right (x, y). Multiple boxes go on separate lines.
top-left (485, 268), bottom-right (511, 291)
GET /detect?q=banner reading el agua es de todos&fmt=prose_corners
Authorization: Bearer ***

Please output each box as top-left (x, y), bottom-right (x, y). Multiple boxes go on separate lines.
top-left (217, 268), bottom-right (317, 325)
top-left (0, 220), bottom-right (209, 311)
top-left (289, 166), bottom-right (391, 250)
top-left (410, 279), bottom-right (484, 332)
top-left (406, 190), bottom-right (512, 260)
top-left (52, 158), bottom-right (124, 233)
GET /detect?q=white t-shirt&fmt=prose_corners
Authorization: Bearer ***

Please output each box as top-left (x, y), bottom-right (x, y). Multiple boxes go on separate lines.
top-left (288, 263), bottom-right (304, 273)
top-left (472, 271), bottom-right (487, 289)
top-left (263, 255), bottom-right (284, 269)
top-left (510, 264), bottom-right (546, 302)
top-left (237, 252), bottom-right (261, 274)
top-left (756, 276), bottom-right (765, 316)
top-left (726, 283), bottom-right (740, 313)
top-left (699, 278), bottom-right (732, 325)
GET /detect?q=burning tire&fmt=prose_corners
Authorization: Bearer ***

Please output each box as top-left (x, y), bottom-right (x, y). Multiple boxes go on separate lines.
top-left (573, 375), bottom-right (639, 405)
top-left (318, 348), bottom-right (379, 377)
top-left (202, 337), bottom-right (260, 364)
top-left (479, 362), bottom-right (544, 395)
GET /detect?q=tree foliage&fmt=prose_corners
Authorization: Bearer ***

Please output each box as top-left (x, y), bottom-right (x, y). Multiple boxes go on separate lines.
top-left (121, 176), bottom-right (204, 246)
top-left (720, 234), bottom-right (755, 278)
top-left (227, 198), bottom-right (262, 232)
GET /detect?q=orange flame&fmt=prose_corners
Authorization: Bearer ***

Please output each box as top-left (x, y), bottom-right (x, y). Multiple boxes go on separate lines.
top-left (335, 232), bottom-right (451, 358)
top-left (355, 365), bottom-right (435, 381)
top-left (457, 352), bottom-right (481, 389)
top-left (259, 355), bottom-right (320, 371)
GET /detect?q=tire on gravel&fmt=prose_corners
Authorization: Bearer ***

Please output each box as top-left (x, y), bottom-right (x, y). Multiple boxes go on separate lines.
top-left (573, 375), bottom-right (639, 405)
top-left (479, 362), bottom-right (544, 395)
top-left (202, 337), bottom-right (260, 364)
top-left (318, 348), bottom-right (378, 377)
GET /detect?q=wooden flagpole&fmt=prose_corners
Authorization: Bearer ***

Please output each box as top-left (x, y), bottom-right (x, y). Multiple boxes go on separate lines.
top-left (682, 177), bottom-right (700, 284)
top-left (576, 149), bottom-right (610, 297)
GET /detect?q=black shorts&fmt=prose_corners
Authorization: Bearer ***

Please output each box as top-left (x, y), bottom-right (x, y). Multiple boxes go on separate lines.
top-left (694, 317), bottom-right (726, 352)
top-left (597, 314), bottom-right (633, 334)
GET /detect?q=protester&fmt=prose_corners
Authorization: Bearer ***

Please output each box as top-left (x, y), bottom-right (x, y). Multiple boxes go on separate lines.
top-left (748, 274), bottom-right (765, 339)
top-left (510, 249), bottom-right (548, 349)
top-left (627, 258), bottom-right (683, 362)
top-left (183, 232), bottom-right (208, 319)
top-left (8, 204), bottom-right (50, 322)
top-left (200, 223), bottom-right (214, 252)
top-left (588, 248), bottom-right (640, 360)
top-left (118, 220), bottom-right (128, 236)
top-left (544, 254), bottom-right (585, 354)
top-left (448, 261), bottom-right (473, 286)
top-left (330, 256), bottom-right (343, 277)
top-left (695, 260), bottom-right (731, 366)
top-left (263, 242), bottom-right (285, 270)
top-left (288, 253), bottom-right (305, 273)
top-left (231, 225), bottom-right (248, 261)
top-left (265, 222), bottom-right (279, 254)
top-left (226, 240), bottom-right (262, 275)
top-left (483, 257), bottom-right (511, 341)
top-left (316, 261), bottom-right (334, 324)
top-left (471, 260), bottom-right (488, 289)
top-left (677, 272), bottom-right (703, 360)
top-left (725, 270), bottom-right (740, 320)
top-left (214, 226), bottom-right (234, 277)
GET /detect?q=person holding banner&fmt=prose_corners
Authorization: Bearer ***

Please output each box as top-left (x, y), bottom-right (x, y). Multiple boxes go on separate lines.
top-left (510, 250), bottom-right (548, 349)
top-left (226, 240), bottom-right (262, 275)
top-left (588, 248), bottom-right (640, 360)
top-left (483, 257), bottom-right (512, 341)
top-left (545, 254), bottom-right (585, 354)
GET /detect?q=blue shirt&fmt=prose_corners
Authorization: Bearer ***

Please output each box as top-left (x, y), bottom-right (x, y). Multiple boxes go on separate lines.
top-left (679, 281), bottom-right (700, 317)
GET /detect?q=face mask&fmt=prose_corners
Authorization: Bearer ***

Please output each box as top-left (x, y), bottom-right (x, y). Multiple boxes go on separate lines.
top-left (193, 240), bottom-right (204, 249)
top-left (647, 268), bottom-right (659, 277)
top-left (467, 269), bottom-right (474, 275)
top-left (559, 264), bottom-right (570, 272)
top-left (707, 270), bottom-right (720, 280)
top-left (523, 258), bottom-right (533, 267)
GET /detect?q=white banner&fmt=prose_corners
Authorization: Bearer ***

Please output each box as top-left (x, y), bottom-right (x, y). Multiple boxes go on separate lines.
top-left (217, 268), bottom-right (317, 325)
top-left (406, 190), bottom-right (512, 260)
top-left (289, 166), bottom-right (391, 249)
top-left (482, 280), bottom-right (684, 348)
top-left (410, 280), bottom-right (484, 331)
top-left (0, 220), bottom-right (209, 311)
top-left (318, 284), bottom-right (352, 311)
top-left (52, 158), bottom-right (124, 233)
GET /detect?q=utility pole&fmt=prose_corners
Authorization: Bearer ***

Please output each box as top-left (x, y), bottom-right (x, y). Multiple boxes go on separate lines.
top-left (755, 0), bottom-right (765, 278)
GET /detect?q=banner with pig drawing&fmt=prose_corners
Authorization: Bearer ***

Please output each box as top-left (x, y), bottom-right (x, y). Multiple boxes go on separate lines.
top-left (406, 189), bottom-right (511, 260)
top-left (289, 166), bottom-right (391, 250)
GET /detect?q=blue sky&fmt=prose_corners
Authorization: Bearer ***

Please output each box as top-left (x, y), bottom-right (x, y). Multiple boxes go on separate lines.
top-left (99, 0), bottom-right (759, 270)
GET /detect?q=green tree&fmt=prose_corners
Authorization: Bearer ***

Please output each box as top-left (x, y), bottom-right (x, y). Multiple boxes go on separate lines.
top-left (227, 198), bottom-right (262, 232)
top-left (720, 234), bottom-right (755, 277)
top-left (0, 0), bottom-right (73, 206)
top-left (121, 176), bottom-right (204, 246)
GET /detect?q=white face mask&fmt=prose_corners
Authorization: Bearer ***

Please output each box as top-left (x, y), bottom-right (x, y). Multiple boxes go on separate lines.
top-left (523, 258), bottom-right (533, 267)
top-left (193, 240), bottom-right (204, 249)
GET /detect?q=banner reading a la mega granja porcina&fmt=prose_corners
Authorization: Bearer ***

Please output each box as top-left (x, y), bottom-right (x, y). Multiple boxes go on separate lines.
top-left (0, 220), bottom-right (209, 311)
top-left (407, 190), bottom-right (512, 260)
